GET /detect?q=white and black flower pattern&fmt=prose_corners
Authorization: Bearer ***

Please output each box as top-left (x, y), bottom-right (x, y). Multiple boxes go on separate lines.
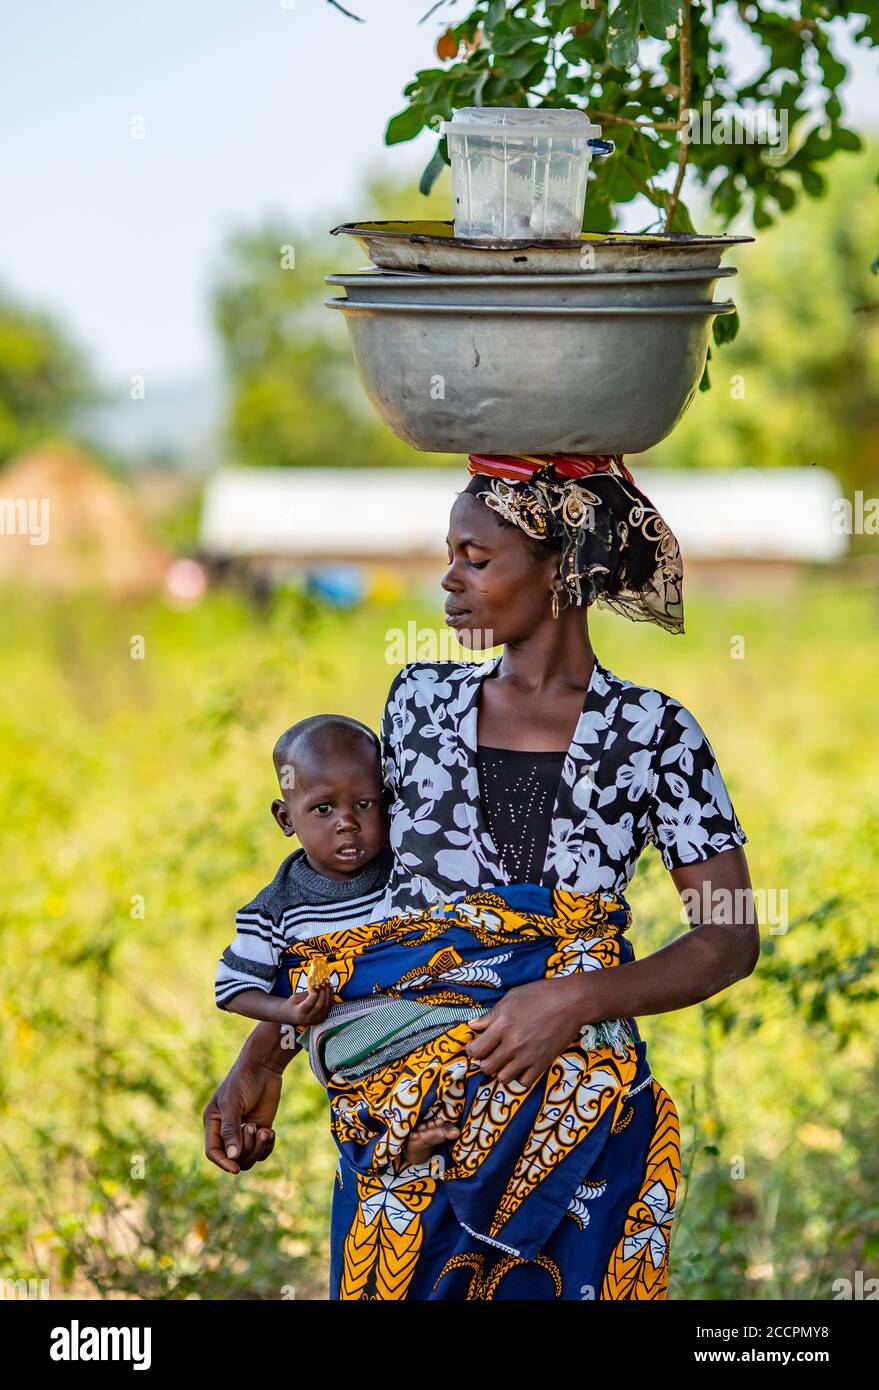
top-left (369, 654), bottom-right (747, 921)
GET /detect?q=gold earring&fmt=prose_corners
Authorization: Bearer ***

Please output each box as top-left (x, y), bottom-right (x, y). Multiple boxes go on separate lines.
top-left (551, 589), bottom-right (560, 620)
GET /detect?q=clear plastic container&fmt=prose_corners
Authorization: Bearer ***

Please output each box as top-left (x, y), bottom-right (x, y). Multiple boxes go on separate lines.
top-left (439, 107), bottom-right (612, 242)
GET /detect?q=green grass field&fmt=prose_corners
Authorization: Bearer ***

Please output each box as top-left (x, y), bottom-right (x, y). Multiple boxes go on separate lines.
top-left (1, 574), bottom-right (877, 1300)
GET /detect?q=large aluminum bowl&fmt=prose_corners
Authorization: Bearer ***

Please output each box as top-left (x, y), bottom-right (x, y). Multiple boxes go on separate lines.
top-left (331, 220), bottom-right (753, 274)
top-left (326, 266), bottom-right (736, 307)
top-left (325, 298), bottom-right (736, 455)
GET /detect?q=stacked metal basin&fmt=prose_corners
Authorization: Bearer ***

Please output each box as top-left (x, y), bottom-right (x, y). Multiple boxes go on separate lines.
top-left (324, 224), bottom-right (747, 455)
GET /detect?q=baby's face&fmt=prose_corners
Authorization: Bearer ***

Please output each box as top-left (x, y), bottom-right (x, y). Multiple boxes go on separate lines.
top-left (273, 743), bottom-right (388, 880)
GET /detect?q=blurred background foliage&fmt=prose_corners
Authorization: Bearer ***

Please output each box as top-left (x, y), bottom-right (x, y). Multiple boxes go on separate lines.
top-left (651, 145), bottom-right (879, 495)
top-left (211, 174), bottom-right (458, 471)
top-left (0, 293), bottom-right (93, 465)
top-left (1, 580), bottom-right (877, 1298)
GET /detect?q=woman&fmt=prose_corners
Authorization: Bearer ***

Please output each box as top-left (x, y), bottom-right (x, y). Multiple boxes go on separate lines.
top-left (203, 453), bottom-right (759, 1300)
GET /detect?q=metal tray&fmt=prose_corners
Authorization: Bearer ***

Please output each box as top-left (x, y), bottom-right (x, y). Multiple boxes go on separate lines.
top-left (330, 220), bottom-right (754, 275)
top-left (326, 266), bottom-right (737, 307)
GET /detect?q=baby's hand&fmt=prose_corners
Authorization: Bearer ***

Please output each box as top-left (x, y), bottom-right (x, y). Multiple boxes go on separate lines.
top-left (281, 980), bottom-right (334, 1027)
top-left (402, 1115), bottom-right (460, 1167)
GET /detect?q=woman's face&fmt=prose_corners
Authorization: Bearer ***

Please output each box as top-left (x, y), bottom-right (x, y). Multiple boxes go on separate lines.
top-left (441, 492), bottom-right (561, 649)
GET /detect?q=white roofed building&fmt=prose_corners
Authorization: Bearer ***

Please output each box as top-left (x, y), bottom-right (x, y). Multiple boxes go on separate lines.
top-left (198, 465), bottom-right (849, 597)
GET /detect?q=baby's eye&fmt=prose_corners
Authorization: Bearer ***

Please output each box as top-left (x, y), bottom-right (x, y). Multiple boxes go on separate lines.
top-left (356, 798), bottom-right (375, 810)
top-left (313, 803), bottom-right (333, 815)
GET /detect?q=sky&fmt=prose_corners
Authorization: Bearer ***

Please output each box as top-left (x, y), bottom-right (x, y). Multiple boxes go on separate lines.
top-left (1, 1), bottom-right (876, 388)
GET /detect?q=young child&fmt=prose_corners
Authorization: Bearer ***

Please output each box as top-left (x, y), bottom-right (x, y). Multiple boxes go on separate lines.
top-left (215, 713), bottom-right (457, 1165)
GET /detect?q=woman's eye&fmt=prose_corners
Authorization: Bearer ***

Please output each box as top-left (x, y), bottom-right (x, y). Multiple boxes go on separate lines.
top-left (469, 558), bottom-right (489, 569)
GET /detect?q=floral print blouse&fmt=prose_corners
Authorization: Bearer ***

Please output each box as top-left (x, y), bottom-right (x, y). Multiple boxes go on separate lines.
top-left (369, 653), bottom-right (748, 920)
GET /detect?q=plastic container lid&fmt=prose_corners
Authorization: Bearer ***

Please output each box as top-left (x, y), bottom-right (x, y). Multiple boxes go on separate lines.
top-left (440, 106), bottom-right (601, 141)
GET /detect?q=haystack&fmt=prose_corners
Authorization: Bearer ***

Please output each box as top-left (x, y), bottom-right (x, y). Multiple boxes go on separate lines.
top-left (0, 443), bottom-right (170, 596)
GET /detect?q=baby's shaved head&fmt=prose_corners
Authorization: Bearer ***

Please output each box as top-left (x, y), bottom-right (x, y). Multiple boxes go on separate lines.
top-left (273, 714), bottom-right (380, 792)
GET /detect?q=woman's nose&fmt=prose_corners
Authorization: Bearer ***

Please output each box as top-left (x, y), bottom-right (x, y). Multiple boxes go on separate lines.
top-left (440, 560), bottom-right (459, 592)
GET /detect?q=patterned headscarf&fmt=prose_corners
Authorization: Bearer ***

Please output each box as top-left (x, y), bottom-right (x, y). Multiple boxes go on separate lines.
top-left (464, 453), bottom-right (684, 634)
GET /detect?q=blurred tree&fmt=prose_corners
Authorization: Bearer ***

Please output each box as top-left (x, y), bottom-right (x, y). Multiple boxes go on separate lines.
top-left (652, 145), bottom-right (879, 497)
top-left (0, 291), bottom-right (93, 465)
top-left (212, 173), bottom-right (458, 469)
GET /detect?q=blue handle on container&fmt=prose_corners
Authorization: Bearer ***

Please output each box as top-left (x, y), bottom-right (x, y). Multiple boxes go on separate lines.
top-left (587, 138), bottom-right (614, 155)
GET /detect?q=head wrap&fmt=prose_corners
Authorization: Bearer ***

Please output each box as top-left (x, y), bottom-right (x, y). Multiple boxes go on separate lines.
top-left (464, 453), bottom-right (684, 634)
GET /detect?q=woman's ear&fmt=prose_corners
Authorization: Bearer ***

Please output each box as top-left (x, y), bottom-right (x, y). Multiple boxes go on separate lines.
top-left (272, 798), bottom-right (296, 837)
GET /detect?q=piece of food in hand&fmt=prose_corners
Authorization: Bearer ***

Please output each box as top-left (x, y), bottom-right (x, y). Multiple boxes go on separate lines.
top-left (306, 958), bottom-right (333, 990)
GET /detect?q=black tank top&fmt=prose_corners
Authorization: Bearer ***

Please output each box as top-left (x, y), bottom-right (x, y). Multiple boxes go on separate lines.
top-left (476, 744), bottom-right (567, 885)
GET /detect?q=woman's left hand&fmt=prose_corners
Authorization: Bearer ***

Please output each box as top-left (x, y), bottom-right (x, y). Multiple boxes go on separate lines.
top-left (464, 976), bottom-right (595, 1089)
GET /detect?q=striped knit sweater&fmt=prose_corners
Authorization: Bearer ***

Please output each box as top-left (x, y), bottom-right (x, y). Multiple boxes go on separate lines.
top-left (215, 845), bottom-right (393, 1010)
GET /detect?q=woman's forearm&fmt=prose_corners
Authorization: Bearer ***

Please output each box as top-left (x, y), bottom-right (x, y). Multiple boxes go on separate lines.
top-left (238, 1019), bottom-right (300, 1073)
top-left (578, 921), bottom-right (759, 1023)
top-left (578, 849), bottom-right (760, 1024)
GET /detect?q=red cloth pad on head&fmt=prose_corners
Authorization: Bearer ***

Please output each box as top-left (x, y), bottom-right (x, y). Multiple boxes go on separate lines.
top-left (467, 453), bottom-right (636, 485)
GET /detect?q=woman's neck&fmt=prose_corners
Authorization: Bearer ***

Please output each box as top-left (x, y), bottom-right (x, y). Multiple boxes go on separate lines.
top-left (495, 615), bottom-right (597, 696)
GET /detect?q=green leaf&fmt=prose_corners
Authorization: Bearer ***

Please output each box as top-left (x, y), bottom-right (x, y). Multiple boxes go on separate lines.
top-left (499, 42), bottom-right (548, 79)
top-left (491, 15), bottom-right (547, 56)
top-left (834, 128), bottom-right (862, 153)
top-left (419, 144), bottom-right (447, 196)
top-left (385, 104), bottom-right (426, 146)
top-left (640, 0), bottom-right (681, 41)
top-left (561, 36), bottom-right (602, 63)
top-left (713, 309), bottom-right (740, 346)
top-left (607, 0), bottom-right (642, 68)
top-left (549, 0), bottom-right (586, 22)
top-left (606, 0), bottom-right (678, 66)
top-left (774, 180), bottom-right (796, 212)
top-left (485, 0), bottom-right (506, 33)
top-left (698, 348), bottom-right (712, 393)
top-left (404, 67), bottom-right (448, 102)
top-left (801, 166), bottom-right (827, 198)
top-left (668, 198), bottom-right (695, 234)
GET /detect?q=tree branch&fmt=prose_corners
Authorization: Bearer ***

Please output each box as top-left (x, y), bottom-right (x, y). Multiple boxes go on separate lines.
top-left (590, 110), bottom-right (686, 131)
top-left (664, 0), bottom-right (693, 233)
top-left (326, 0), bottom-right (364, 20)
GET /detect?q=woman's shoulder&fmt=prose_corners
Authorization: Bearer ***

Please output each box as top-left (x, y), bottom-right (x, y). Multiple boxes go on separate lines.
top-left (600, 661), bottom-right (707, 749)
top-left (384, 657), bottom-right (494, 699)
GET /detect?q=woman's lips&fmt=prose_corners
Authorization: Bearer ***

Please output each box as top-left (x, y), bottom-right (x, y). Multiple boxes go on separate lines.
top-left (444, 608), bottom-right (471, 627)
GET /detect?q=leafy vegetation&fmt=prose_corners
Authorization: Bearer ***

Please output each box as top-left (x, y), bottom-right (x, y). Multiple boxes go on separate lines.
top-left (211, 175), bottom-right (459, 471)
top-left (1, 579), bottom-right (877, 1298)
top-left (649, 146), bottom-right (879, 494)
top-left (384, 1), bottom-right (874, 238)
top-left (0, 291), bottom-right (93, 463)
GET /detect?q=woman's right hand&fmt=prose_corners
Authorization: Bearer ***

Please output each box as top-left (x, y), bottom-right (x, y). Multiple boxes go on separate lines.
top-left (203, 1024), bottom-right (289, 1174)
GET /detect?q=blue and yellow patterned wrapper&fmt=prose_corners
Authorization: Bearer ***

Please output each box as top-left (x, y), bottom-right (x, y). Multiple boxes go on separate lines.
top-left (273, 881), bottom-right (681, 1301)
